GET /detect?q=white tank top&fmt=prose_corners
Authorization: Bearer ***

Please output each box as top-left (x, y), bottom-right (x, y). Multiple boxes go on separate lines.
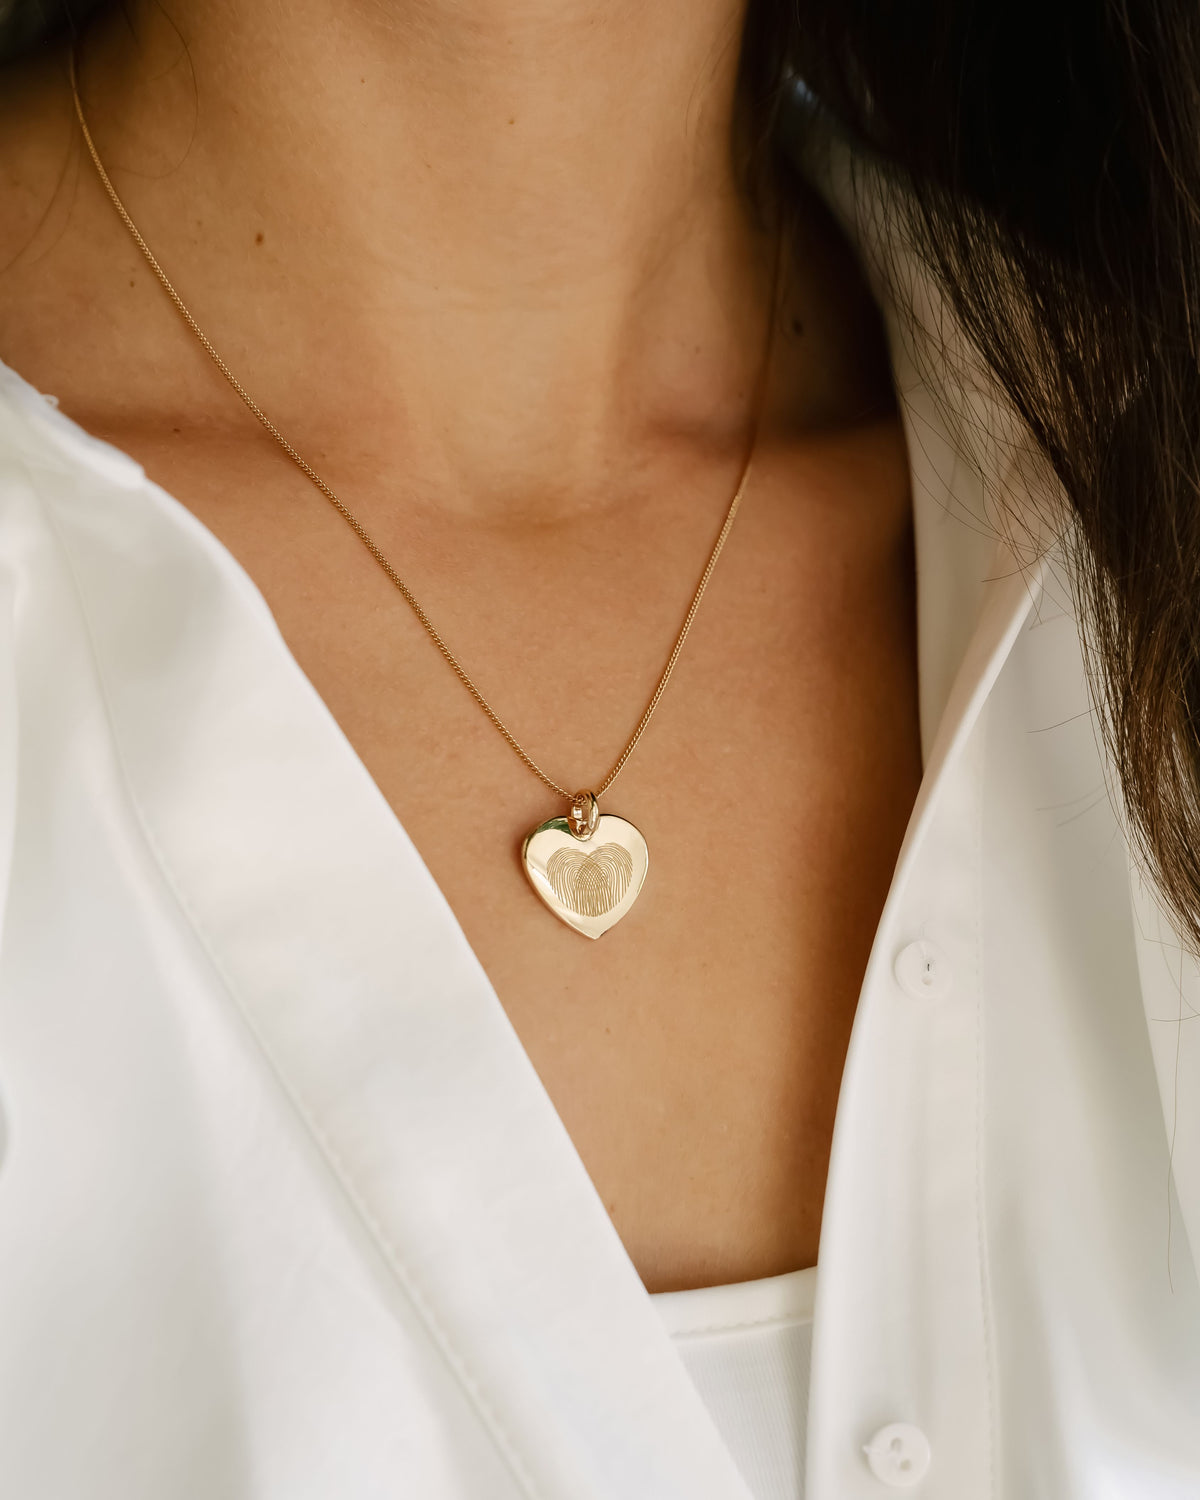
top-left (650, 1265), bottom-right (816, 1500)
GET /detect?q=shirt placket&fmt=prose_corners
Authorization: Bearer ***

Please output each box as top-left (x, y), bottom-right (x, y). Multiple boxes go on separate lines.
top-left (805, 689), bottom-right (1001, 1499)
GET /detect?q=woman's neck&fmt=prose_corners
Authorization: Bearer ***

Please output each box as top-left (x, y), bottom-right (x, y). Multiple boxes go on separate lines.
top-left (67, 0), bottom-right (784, 518)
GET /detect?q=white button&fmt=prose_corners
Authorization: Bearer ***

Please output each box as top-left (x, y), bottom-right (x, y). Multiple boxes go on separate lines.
top-left (893, 939), bottom-right (953, 1001)
top-left (864, 1423), bottom-right (932, 1486)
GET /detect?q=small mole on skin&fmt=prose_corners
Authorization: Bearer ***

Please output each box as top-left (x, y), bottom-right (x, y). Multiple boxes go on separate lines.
top-left (128, 279), bottom-right (134, 288)
top-left (508, 117), bottom-right (516, 124)
top-left (791, 316), bottom-right (804, 336)
top-left (255, 231), bottom-right (264, 245)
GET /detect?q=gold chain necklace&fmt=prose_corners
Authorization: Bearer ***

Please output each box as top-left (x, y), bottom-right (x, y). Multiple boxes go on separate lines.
top-left (69, 50), bottom-right (783, 938)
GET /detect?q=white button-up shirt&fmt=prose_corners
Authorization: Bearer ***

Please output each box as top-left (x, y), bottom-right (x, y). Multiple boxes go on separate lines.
top-left (1, 121), bottom-right (1199, 1500)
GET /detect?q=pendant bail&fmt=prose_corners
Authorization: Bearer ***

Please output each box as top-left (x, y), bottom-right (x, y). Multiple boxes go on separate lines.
top-left (567, 789), bottom-right (600, 841)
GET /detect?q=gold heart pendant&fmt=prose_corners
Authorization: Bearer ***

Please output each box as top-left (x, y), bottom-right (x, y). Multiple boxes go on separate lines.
top-left (521, 791), bottom-right (649, 939)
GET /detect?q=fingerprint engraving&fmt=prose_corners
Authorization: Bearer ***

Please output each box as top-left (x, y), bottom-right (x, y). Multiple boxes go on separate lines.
top-left (545, 843), bottom-right (635, 918)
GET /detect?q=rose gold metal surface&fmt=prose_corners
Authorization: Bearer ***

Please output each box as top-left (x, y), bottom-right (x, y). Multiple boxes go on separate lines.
top-left (521, 813), bottom-right (649, 939)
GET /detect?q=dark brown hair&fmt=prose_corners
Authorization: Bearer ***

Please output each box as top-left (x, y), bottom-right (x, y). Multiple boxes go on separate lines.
top-left (5, 0), bottom-right (1200, 953)
top-left (744, 1), bottom-right (1200, 956)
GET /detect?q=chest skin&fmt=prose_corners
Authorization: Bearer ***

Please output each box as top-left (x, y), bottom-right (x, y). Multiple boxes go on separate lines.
top-left (1, 323), bottom-right (921, 1298)
top-left (0, 52), bottom-right (921, 1293)
top-left (60, 409), bottom-right (920, 1293)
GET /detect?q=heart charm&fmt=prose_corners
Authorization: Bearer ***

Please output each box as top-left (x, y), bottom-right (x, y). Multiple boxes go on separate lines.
top-left (521, 795), bottom-right (649, 939)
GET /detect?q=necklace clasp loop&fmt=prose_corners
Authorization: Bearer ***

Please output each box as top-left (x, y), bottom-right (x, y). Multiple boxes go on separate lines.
top-left (567, 790), bottom-right (600, 840)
